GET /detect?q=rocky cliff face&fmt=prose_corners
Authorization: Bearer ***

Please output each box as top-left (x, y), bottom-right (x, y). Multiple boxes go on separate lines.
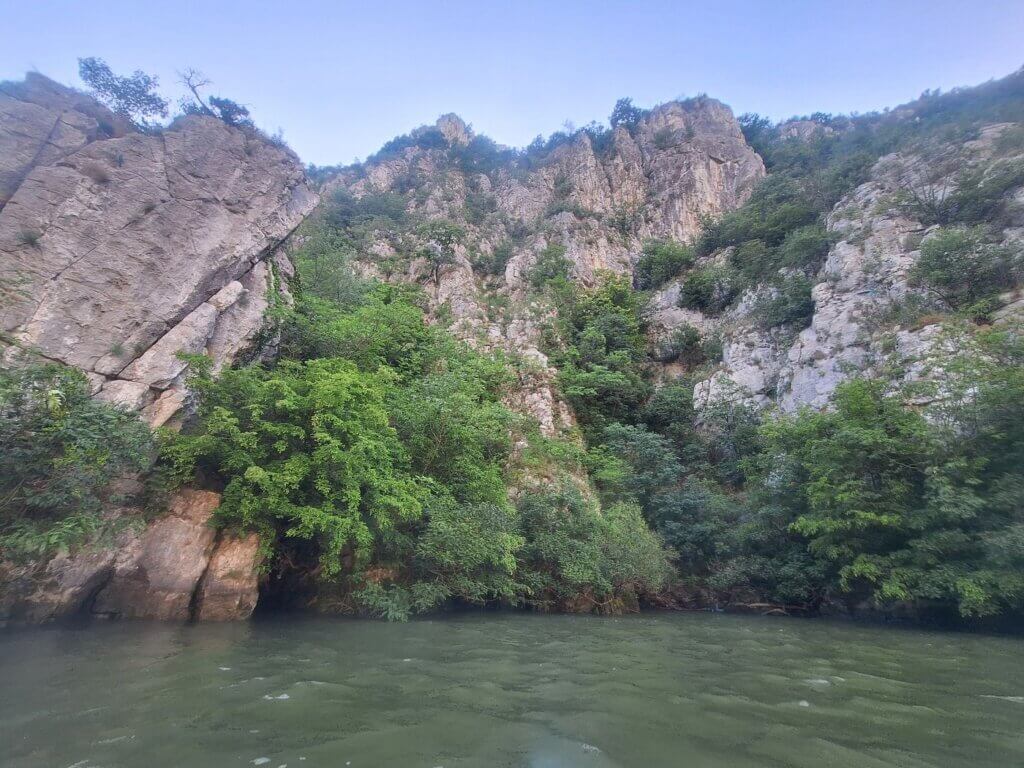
top-left (683, 124), bottom-right (1024, 413)
top-left (0, 73), bottom-right (317, 428)
top-left (0, 74), bottom-right (316, 623)
top-left (324, 98), bottom-right (763, 432)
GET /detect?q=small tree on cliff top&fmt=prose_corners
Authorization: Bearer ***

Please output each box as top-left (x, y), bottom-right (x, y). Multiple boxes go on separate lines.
top-left (78, 56), bottom-right (168, 131)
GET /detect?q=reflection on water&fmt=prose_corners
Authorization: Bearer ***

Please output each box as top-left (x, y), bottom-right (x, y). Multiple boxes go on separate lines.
top-left (1, 612), bottom-right (1023, 767)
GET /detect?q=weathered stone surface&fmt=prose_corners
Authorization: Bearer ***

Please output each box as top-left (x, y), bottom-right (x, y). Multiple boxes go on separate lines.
top-left (688, 125), bottom-right (1024, 414)
top-left (95, 378), bottom-right (155, 411)
top-left (0, 73), bottom-right (129, 208)
top-left (194, 533), bottom-right (262, 621)
top-left (0, 73), bottom-right (317, 426)
top-left (0, 489), bottom-right (265, 624)
top-left (91, 489), bottom-right (221, 620)
top-left (0, 546), bottom-right (116, 625)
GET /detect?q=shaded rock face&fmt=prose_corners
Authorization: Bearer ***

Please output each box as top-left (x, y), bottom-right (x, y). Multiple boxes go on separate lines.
top-left (0, 73), bottom-right (317, 427)
top-left (194, 532), bottom-right (261, 621)
top-left (0, 73), bottom-right (132, 208)
top-left (0, 490), bottom-right (261, 624)
top-left (327, 98), bottom-right (763, 433)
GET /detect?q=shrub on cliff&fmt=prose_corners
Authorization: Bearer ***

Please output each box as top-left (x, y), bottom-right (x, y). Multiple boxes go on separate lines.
top-left (78, 56), bottom-right (167, 131)
top-left (911, 226), bottom-right (1021, 313)
top-left (678, 265), bottom-right (738, 314)
top-left (0, 364), bottom-right (153, 558)
top-left (527, 243), bottom-right (572, 289)
top-left (633, 240), bottom-right (694, 290)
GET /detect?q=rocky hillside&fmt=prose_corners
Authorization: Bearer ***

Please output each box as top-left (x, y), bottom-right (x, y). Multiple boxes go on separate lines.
top-left (286, 74), bottom-right (1024, 622)
top-left (683, 122), bottom-right (1024, 413)
top-left (2, 66), bottom-right (1023, 625)
top-left (307, 79), bottom-right (1023, 424)
top-left (313, 98), bottom-right (763, 432)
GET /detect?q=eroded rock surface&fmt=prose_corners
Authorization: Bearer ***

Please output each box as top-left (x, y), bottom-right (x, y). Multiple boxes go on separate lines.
top-left (0, 73), bottom-right (310, 622)
top-left (194, 532), bottom-right (262, 621)
top-left (0, 490), bottom-right (263, 624)
top-left (326, 99), bottom-right (763, 433)
top-left (0, 73), bottom-right (317, 427)
top-left (679, 125), bottom-right (1024, 413)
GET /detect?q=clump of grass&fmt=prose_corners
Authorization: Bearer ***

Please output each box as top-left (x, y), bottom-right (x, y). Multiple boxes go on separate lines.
top-left (16, 229), bottom-right (41, 248)
top-left (109, 342), bottom-right (126, 357)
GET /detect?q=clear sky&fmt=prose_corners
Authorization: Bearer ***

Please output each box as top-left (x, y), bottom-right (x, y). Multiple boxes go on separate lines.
top-left (3, 0), bottom-right (1023, 166)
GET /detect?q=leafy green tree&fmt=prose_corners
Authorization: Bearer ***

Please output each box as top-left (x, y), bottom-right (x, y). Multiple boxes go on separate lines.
top-left (755, 275), bottom-right (815, 329)
top-left (911, 226), bottom-right (1020, 312)
top-left (609, 98), bottom-right (644, 132)
top-left (517, 484), bottom-right (671, 609)
top-left (417, 220), bottom-right (465, 281)
top-left (548, 275), bottom-right (651, 437)
top-left (527, 243), bottom-right (572, 289)
top-left (161, 356), bottom-right (429, 577)
top-left (414, 499), bottom-right (525, 605)
top-left (599, 423), bottom-right (681, 509)
top-left (679, 265), bottom-right (738, 314)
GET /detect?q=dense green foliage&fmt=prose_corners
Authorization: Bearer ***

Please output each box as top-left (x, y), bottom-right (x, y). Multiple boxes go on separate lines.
top-left (526, 243), bottom-right (572, 289)
top-left (162, 265), bottom-right (671, 618)
top-left (0, 365), bottom-right (154, 558)
top-left (543, 274), bottom-right (651, 441)
top-left (911, 226), bottom-right (1021, 314)
top-left (633, 240), bottom-right (694, 290)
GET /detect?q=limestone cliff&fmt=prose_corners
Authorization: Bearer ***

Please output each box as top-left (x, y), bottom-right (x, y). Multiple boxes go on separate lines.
top-left (679, 124), bottom-right (1024, 413)
top-left (0, 73), bottom-right (317, 428)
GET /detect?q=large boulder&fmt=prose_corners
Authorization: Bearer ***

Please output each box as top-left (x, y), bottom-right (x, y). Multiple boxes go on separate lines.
top-left (193, 532), bottom-right (262, 621)
top-left (90, 489), bottom-right (222, 620)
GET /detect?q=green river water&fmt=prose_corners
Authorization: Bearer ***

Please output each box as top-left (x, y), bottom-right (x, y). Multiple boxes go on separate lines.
top-left (1, 612), bottom-right (1022, 767)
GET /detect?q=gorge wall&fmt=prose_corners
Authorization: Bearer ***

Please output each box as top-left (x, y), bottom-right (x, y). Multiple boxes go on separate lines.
top-left (0, 73), bottom-right (317, 623)
top-left (3, 67), bottom-right (1022, 623)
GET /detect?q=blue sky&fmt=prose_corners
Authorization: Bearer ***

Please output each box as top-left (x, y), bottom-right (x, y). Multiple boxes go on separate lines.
top-left (3, 0), bottom-right (1023, 166)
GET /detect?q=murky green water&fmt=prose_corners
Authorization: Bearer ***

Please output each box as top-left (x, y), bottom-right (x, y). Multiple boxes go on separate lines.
top-left (1, 613), bottom-right (1023, 767)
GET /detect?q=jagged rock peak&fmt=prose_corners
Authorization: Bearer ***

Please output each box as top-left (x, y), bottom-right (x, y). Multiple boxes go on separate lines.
top-left (434, 112), bottom-right (472, 145)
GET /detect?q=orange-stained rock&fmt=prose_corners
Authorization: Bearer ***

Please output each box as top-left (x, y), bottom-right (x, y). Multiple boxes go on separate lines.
top-left (91, 489), bottom-right (221, 620)
top-left (194, 532), bottom-right (262, 621)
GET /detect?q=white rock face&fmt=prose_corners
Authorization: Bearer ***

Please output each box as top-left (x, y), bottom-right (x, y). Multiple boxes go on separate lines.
top-left (690, 129), bottom-right (1024, 414)
top-left (0, 74), bottom-right (318, 426)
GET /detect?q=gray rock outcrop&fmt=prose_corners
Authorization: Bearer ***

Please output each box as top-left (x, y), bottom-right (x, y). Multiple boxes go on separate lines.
top-left (0, 73), bottom-right (317, 427)
top-left (0, 73), bottom-right (316, 623)
top-left (326, 98), bottom-right (763, 433)
top-left (686, 124), bottom-right (1024, 413)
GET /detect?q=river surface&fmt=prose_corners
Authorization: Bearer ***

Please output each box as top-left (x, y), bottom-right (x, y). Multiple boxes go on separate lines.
top-left (1, 612), bottom-right (1023, 768)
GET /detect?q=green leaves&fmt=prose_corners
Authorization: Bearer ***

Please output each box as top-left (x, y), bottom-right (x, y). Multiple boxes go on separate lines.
top-left (748, 363), bottom-right (1024, 618)
top-left (0, 364), bottom-right (153, 558)
top-left (164, 357), bottom-right (428, 576)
